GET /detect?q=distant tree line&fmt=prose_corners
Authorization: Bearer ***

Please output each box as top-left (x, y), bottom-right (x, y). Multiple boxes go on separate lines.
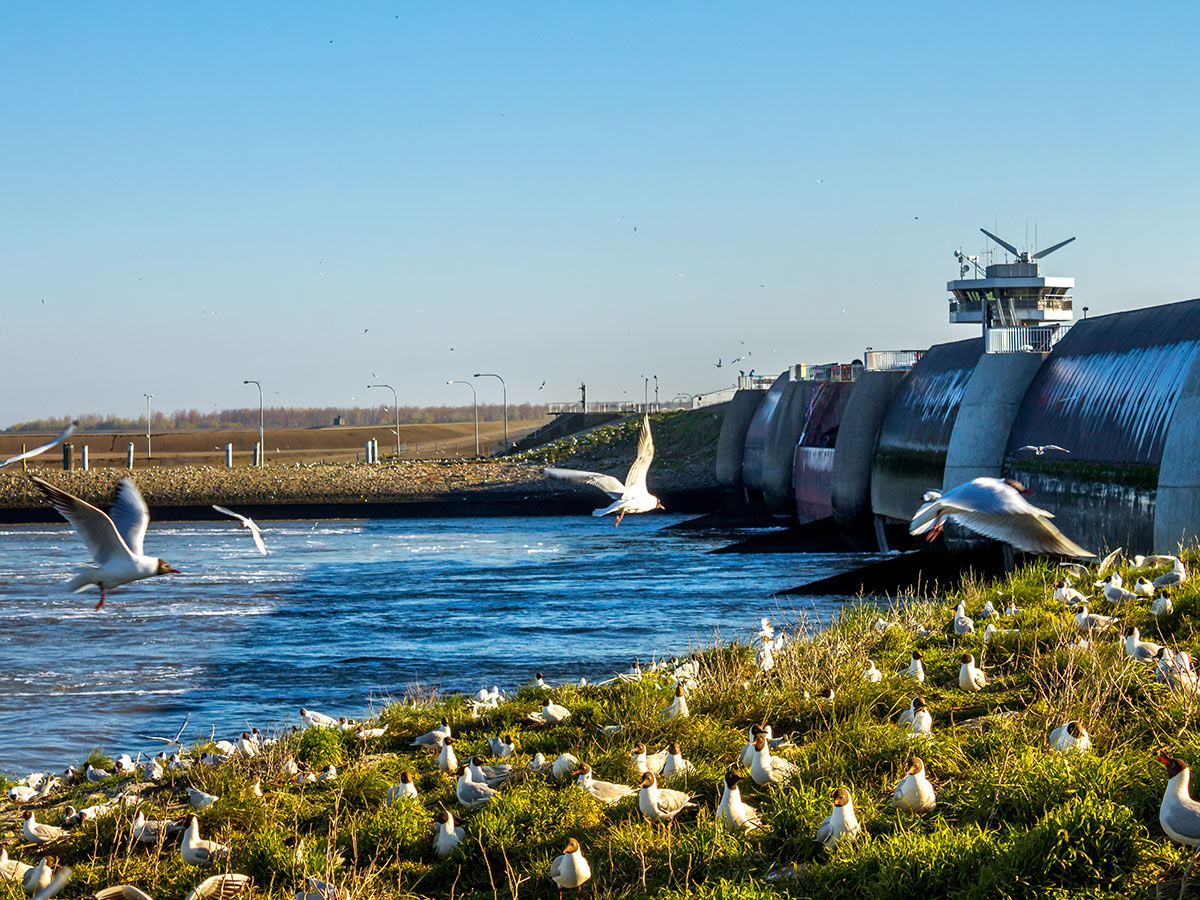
top-left (3, 403), bottom-right (548, 433)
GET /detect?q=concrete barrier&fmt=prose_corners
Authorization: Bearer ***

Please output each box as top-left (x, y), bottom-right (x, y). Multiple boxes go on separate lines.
top-left (742, 371), bottom-right (790, 491)
top-left (761, 380), bottom-right (815, 513)
top-left (831, 370), bottom-right (907, 532)
top-left (715, 389), bottom-right (767, 487)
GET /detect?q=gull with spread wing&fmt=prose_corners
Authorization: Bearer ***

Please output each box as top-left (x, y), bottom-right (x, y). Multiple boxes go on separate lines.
top-left (544, 414), bottom-right (664, 526)
top-left (29, 476), bottom-right (179, 609)
top-left (211, 506), bottom-right (268, 555)
top-left (0, 422), bottom-right (77, 469)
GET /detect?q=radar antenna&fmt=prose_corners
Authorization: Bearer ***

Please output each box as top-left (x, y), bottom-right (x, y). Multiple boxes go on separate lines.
top-left (980, 228), bottom-right (1076, 264)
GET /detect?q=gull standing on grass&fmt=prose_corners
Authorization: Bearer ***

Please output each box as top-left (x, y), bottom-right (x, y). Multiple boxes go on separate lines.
top-left (29, 476), bottom-right (180, 609)
top-left (432, 811), bottom-right (464, 858)
top-left (543, 414), bottom-right (665, 526)
top-left (211, 506), bottom-right (269, 555)
top-left (549, 838), bottom-right (591, 894)
top-left (637, 773), bottom-right (694, 821)
top-left (910, 477), bottom-right (1094, 557)
top-left (1049, 721), bottom-right (1091, 753)
top-left (815, 788), bottom-right (861, 848)
top-left (573, 764), bottom-right (636, 804)
top-left (958, 653), bottom-right (988, 691)
top-left (1157, 755), bottom-right (1200, 897)
top-left (0, 422), bottom-right (77, 469)
top-left (716, 772), bottom-right (762, 833)
top-left (892, 757), bottom-right (937, 813)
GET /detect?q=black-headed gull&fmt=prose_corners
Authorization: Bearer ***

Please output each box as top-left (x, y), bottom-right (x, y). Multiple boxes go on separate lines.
top-left (549, 838), bottom-right (591, 892)
top-left (637, 772), bottom-right (694, 821)
top-left (180, 815), bottom-right (229, 865)
top-left (892, 756), bottom-right (936, 813)
top-left (716, 771), bottom-right (761, 833)
top-left (211, 506), bottom-right (268, 556)
top-left (573, 764), bottom-right (635, 804)
top-left (1158, 754), bottom-right (1200, 894)
top-left (187, 874), bottom-right (251, 900)
top-left (748, 735), bottom-right (800, 785)
top-left (385, 772), bottom-right (418, 805)
top-left (957, 653), bottom-right (987, 691)
top-left (22, 811), bottom-right (66, 845)
top-left (910, 477), bottom-right (1094, 557)
top-left (432, 810), bottom-right (464, 858)
top-left (1049, 720), bottom-right (1091, 753)
top-left (902, 651), bottom-right (926, 683)
top-left (815, 788), bottom-right (861, 848)
top-left (544, 414), bottom-right (664, 526)
top-left (0, 422), bottom-right (77, 469)
top-left (30, 475), bottom-right (180, 609)
top-left (1155, 556), bottom-right (1188, 589)
top-left (630, 742), bottom-right (667, 775)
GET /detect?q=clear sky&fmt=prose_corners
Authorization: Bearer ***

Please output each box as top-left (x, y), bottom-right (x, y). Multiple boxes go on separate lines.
top-left (3, 2), bottom-right (1198, 426)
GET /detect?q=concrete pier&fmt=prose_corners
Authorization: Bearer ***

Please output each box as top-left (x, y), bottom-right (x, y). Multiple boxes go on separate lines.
top-left (715, 388), bottom-right (767, 488)
top-left (831, 370), bottom-right (906, 535)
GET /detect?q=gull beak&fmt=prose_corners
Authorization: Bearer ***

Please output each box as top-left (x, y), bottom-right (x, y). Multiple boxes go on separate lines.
top-left (166, 565), bottom-right (181, 574)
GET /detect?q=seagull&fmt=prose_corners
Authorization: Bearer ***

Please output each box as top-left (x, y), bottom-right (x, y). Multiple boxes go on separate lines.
top-left (953, 602), bottom-right (975, 635)
top-left (385, 773), bottom-right (418, 805)
top-left (716, 771), bottom-right (761, 833)
top-left (1075, 605), bottom-right (1119, 631)
top-left (903, 651), bottom-right (926, 683)
top-left (1054, 579), bottom-right (1087, 605)
top-left (294, 877), bottom-right (346, 900)
top-left (410, 718), bottom-right (451, 749)
top-left (527, 698), bottom-right (571, 726)
top-left (892, 756), bottom-right (936, 813)
top-left (0, 422), bottom-right (77, 469)
top-left (1153, 594), bottom-right (1175, 617)
top-left (131, 810), bottom-right (183, 845)
top-left (455, 768), bottom-right (497, 809)
top-left (979, 600), bottom-right (998, 620)
top-left (815, 788), bottom-right (861, 848)
top-left (22, 857), bottom-right (54, 895)
top-left (661, 742), bottom-right (694, 779)
top-left (1133, 576), bottom-right (1156, 597)
top-left (211, 507), bottom-right (268, 555)
top-left (432, 811), bottom-right (464, 858)
top-left (1155, 556), bottom-right (1189, 589)
top-left (1017, 444), bottom-right (1070, 456)
top-left (573, 764), bottom-right (635, 804)
top-left (863, 659), bottom-right (882, 682)
top-left (910, 477), bottom-right (1094, 557)
top-left (29, 476), bottom-right (180, 609)
top-left (544, 414), bottom-right (664, 526)
top-left (637, 772), bottom-right (694, 821)
top-left (549, 838), bottom-right (591, 894)
top-left (1124, 626), bottom-right (1163, 662)
top-left (22, 812), bottom-right (66, 845)
top-left (907, 698), bottom-right (933, 737)
top-left (1097, 547), bottom-right (1124, 576)
top-left (1049, 720), bottom-right (1091, 753)
top-left (468, 755), bottom-right (512, 787)
top-left (662, 685), bottom-right (689, 719)
top-left (748, 735), bottom-right (800, 785)
top-left (436, 737), bottom-right (459, 773)
top-left (551, 753), bottom-right (580, 783)
top-left (958, 653), bottom-right (987, 691)
top-left (180, 816), bottom-right (229, 865)
top-left (1158, 754), bottom-right (1200, 895)
top-left (187, 787), bottom-right (218, 810)
top-left (1102, 576), bottom-right (1139, 605)
top-left (630, 743), bottom-right (667, 775)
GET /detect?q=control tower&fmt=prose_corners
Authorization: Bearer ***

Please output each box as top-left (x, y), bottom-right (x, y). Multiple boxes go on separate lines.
top-left (948, 229), bottom-right (1075, 330)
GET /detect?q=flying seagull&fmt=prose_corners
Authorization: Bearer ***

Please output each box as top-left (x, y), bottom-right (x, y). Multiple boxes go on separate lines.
top-left (211, 506), bottom-right (269, 555)
top-left (910, 477), bottom-right (1094, 558)
top-left (0, 421), bottom-right (78, 469)
top-left (544, 414), bottom-right (664, 526)
top-left (1017, 444), bottom-right (1070, 456)
top-left (29, 475), bottom-right (180, 609)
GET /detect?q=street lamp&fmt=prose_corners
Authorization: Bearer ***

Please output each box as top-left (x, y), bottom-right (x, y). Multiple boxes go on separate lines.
top-left (369, 383), bottom-right (400, 458)
top-left (446, 380), bottom-right (479, 456)
top-left (653, 375), bottom-right (659, 412)
top-left (642, 376), bottom-right (649, 413)
top-left (143, 392), bottom-right (154, 459)
top-left (473, 373), bottom-right (507, 451)
top-left (243, 379), bottom-right (264, 467)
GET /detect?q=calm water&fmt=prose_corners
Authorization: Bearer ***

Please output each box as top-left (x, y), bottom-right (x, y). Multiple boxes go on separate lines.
top-left (0, 514), bottom-right (870, 773)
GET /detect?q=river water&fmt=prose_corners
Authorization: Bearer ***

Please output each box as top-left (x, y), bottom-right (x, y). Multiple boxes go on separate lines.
top-left (0, 514), bottom-right (870, 773)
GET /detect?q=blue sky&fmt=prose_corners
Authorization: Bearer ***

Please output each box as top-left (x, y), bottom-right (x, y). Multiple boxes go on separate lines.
top-left (3, 2), bottom-right (1197, 426)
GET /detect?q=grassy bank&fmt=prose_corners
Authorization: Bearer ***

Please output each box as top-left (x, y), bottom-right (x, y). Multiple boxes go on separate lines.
top-left (4, 551), bottom-right (1197, 899)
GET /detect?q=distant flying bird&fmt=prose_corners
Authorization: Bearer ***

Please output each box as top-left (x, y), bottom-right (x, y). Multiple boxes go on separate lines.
top-left (539, 380), bottom-right (546, 390)
top-left (544, 414), bottom-right (664, 526)
top-left (1017, 444), bottom-right (1070, 456)
top-left (714, 358), bottom-right (723, 368)
top-left (910, 477), bottom-right (1094, 558)
top-left (0, 421), bottom-right (77, 469)
top-left (211, 506), bottom-right (269, 556)
top-left (29, 475), bottom-right (180, 609)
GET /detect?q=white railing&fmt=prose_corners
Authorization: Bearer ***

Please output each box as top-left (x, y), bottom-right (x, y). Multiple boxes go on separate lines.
top-left (864, 349), bottom-right (925, 371)
top-left (984, 324), bottom-right (1071, 354)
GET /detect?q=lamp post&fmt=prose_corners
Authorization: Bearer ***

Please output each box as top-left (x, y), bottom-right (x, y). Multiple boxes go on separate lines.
top-left (642, 376), bottom-right (649, 413)
top-left (446, 380), bottom-right (479, 456)
top-left (143, 392), bottom-right (153, 459)
top-left (473, 372), bottom-right (507, 451)
top-left (653, 375), bottom-right (659, 412)
top-left (368, 383), bottom-right (400, 458)
top-left (243, 379), bottom-right (263, 467)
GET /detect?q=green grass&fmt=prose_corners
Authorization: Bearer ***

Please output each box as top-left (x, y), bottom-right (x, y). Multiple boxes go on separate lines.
top-left (4, 550), bottom-right (1200, 899)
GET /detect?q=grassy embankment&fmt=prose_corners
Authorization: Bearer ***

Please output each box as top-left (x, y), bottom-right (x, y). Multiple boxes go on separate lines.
top-left (5, 550), bottom-right (1200, 899)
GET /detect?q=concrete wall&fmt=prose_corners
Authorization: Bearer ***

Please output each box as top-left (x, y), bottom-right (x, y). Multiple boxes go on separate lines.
top-left (795, 447), bottom-right (835, 523)
top-left (943, 352), bottom-right (1047, 489)
top-left (1155, 352), bottom-right (1200, 550)
top-left (742, 371), bottom-right (790, 491)
top-left (831, 370), bottom-right (906, 530)
top-left (715, 389), bottom-right (767, 488)
top-left (761, 380), bottom-right (815, 513)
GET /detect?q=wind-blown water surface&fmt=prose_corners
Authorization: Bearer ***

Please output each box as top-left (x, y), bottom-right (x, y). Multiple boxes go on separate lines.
top-left (0, 515), bottom-right (871, 773)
